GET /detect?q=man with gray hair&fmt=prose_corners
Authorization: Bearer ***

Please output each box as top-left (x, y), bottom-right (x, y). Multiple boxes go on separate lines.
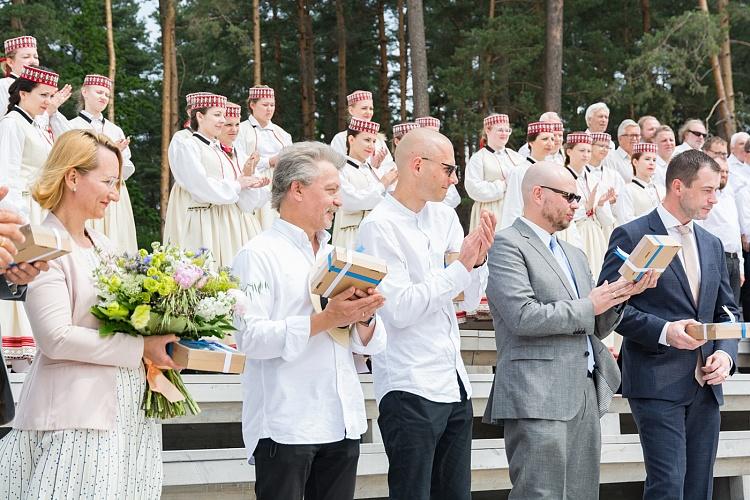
top-left (674, 118), bottom-right (708, 156)
top-left (728, 131), bottom-right (749, 182)
top-left (231, 141), bottom-right (387, 500)
top-left (603, 118), bottom-right (641, 183)
top-left (585, 102), bottom-right (615, 150)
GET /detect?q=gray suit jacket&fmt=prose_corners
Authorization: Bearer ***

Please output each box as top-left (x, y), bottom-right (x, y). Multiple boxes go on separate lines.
top-left (1, 276), bottom-right (26, 425)
top-left (484, 218), bottom-right (622, 423)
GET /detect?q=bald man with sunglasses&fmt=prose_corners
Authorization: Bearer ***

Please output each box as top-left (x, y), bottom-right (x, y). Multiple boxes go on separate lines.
top-left (483, 163), bottom-right (656, 499)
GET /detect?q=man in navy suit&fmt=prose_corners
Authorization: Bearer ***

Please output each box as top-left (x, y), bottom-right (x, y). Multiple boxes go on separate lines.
top-left (599, 149), bottom-right (739, 500)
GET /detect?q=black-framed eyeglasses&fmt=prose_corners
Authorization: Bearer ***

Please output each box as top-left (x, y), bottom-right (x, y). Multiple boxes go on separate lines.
top-left (688, 130), bottom-right (708, 138)
top-left (540, 185), bottom-right (581, 204)
top-left (420, 157), bottom-right (460, 179)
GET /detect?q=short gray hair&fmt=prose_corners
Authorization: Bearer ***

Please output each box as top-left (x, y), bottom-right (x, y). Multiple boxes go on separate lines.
top-left (539, 111), bottom-right (562, 122)
top-left (271, 141), bottom-right (345, 210)
top-left (585, 102), bottom-right (609, 124)
top-left (730, 131), bottom-right (750, 148)
top-left (617, 119), bottom-right (639, 138)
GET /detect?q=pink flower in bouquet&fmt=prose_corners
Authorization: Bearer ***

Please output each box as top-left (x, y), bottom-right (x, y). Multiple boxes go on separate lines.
top-left (174, 264), bottom-right (204, 289)
top-left (228, 288), bottom-right (249, 317)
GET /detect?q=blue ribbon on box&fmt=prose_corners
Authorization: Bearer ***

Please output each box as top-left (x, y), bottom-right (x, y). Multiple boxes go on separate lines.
top-left (167, 339), bottom-right (238, 356)
top-left (614, 235), bottom-right (666, 281)
top-left (326, 251), bottom-right (382, 286)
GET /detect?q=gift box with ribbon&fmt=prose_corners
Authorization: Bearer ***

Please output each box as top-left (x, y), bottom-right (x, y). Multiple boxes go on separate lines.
top-left (13, 224), bottom-right (73, 264)
top-left (168, 339), bottom-right (246, 374)
top-left (686, 305), bottom-right (749, 340)
top-left (311, 247), bottom-right (388, 298)
top-left (615, 234), bottom-right (681, 282)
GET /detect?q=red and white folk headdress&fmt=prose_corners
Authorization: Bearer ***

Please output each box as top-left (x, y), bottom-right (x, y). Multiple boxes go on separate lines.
top-left (484, 114), bottom-right (509, 128)
top-left (225, 103), bottom-right (242, 119)
top-left (20, 65), bottom-right (58, 88)
top-left (83, 74), bottom-right (112, 90)
top-left (590, 132), bottom-right (611, 144)
top-left (566, 132), bottom-right (592, 145)
top-left (248, 86), bottom-right (274, 100)
top-left (416, 116), bottom-right (441, 130)
top-left (393, 122), bottom-right (419, 138)
top-left (4, 36), bottom-right (36, 54)
top-left (633, 142), bottom-right (657, 154)
top-left (347, 90), bottom-right (372, 106)
top-left (349, 117), bottom-right (380, 134)
top-left (192, 93), bottom-right (227, 110)
top-left (527, 121), bottom-right (555, 135)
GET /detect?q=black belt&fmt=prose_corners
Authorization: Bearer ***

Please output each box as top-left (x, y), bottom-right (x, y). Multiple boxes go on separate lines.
top-left (725, 252), bottom-right (739, 259)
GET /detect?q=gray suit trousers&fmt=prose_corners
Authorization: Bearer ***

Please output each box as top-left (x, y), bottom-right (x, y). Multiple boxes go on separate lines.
top-left (504, 377), bottom-right (601, 500)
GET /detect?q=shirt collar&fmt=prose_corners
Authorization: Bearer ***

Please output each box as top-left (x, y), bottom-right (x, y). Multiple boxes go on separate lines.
top-left (272, 217), bottom-right (330, 251)
top-left (616, 146), bottom-right (630, 160)
top-left (249, 115), bottom-right (274, 130)
top-left (656, 204), bottom-right (694, 231)
top-left (80, 110), bottom-right (104, 122)
top-left (519, 216), bottom-right (553, 249)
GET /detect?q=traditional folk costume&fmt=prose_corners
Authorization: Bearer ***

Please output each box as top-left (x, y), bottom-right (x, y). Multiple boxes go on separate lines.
top-left (66, 75), bottom-right (138, 254)
top-left (0, 66), bottom-right (62, 367)
top-left (415, 116), bottom-right (440, 130)
top-left (332, 118), bottom-right (386, 249)
top-left (565, 132), bottom-right (615, 281)
top-left (517, 121), bottom-right (565, 165)
top-left (0, 36), bottom-right (37, 118)
top-left (164, 94), bottom-right (268, 268)
top-left (465, 114), bottom-right (525, 231)
top-left (617, 143), bottom-right (665, 225)
top-left (235, 87), bottom-right (291, 230)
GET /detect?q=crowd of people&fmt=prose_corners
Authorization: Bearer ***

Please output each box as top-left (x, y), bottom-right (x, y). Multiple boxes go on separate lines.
top-left (0, 32), bottom-right (748, 500)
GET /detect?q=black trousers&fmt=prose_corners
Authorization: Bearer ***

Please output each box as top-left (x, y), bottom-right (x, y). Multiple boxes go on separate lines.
top-left (725, 252), bottom-right (741, 306)
top-left (253, 438), bottom-right (360, 500)
top-left (378, 376), bottom-right (473, 500)
top-left (742, 250), bottom-right (750, 320)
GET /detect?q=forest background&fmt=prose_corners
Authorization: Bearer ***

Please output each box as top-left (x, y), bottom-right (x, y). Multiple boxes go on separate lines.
top-left (0, 0), bottom-right (748, 247)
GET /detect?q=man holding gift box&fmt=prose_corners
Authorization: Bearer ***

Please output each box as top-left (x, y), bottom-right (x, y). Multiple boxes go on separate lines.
top-left (0, 185), bottom-right (48, 425)
top-left (599, 149), bottom-right (739, 500)
top-left (483, 163), bottom-right (656, 500)
top-left (231, 142), bottom-right (387, 500)
top-left (357, 128), bottom-right (495, 500)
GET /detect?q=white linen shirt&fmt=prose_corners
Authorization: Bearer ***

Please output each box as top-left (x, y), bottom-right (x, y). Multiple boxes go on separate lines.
top-left (232, 218), bottom-right (386, 463)
top-left (701, 185), bottom-right (744, 270)
top-left (602, 146), bottom-right (632, 184)
top-left (69, 111), bottom-right (136, 180)
top-left (236, 115), bottom-right (292, 173)
top-left (357, 194), bottom-right (487, 404)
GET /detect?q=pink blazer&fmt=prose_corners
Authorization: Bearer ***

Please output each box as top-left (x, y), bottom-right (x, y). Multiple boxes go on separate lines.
top-left (12, 213), bottom-right (144, 431)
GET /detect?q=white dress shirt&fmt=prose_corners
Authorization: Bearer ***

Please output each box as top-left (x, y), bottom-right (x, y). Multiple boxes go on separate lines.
top-left (357, 195), bottom-right (487, 404)
top-left (701, 186), bottom-right (744, 271)
top-left (601, 146), bottom-right (632, 184)
top-left (69, 111), bottom-right (136, 180)
top-left (672, 142), bottom-right (693, 157)
top-left (232, 218), bottom-right (386, 463)
top-left (654, 155), bottom-right (669, 190)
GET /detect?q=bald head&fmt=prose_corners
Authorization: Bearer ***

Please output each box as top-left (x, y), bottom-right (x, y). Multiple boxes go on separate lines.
top-left (394, 127), bottom-right (452, 171)
top-left (521, 162), bottom-right (575, 205)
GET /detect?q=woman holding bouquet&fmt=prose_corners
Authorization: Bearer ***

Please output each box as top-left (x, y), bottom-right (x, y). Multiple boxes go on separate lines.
top-left (0, 129), bottom-right (180, 499)
top-left (164, 93), bottom-right (269, 268)
top-left (68, 74), bottom-right (138, 254)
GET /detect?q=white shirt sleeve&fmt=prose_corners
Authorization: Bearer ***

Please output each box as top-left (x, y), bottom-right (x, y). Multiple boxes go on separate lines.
top-left (108, 122), bottom-right (136, 180)
top-left (169, 138), bottom-right (242, 205)
top-left (357, 219), bottom-right (473, 330)
top-left (49, 111), bottom-right (71, 138)
top-left (232, 247), bottom-right (311, 362)
top-left (443, 185), bottom-right (461, 208)
top-left (464, 151), bottom-right (505, 202)
top-left (446, 213), bottom-right (487, 311)
top-left (0, 83), bottom-right (9, 118)
top-left (330, 131), bottom-right (347, 155)
top-left (614, 185), bottom-right (635, 225)
top-left (237, 185), bottom-right (271, 212)
top-left (340, 167), bottom-right (386, 211)
top-left (500, 164), bottom-right (526, 229)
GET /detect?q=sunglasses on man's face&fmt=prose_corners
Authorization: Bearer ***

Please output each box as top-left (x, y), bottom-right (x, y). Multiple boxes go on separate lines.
top-left (540, 185), bottom-right (581, 204)
top-left (420, 157), bottom-right (460, 179)
top-left (689, 130), bottom-right (708, 138)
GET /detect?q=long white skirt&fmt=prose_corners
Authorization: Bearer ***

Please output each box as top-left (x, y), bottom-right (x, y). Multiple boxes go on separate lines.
top-left (0, 366), bottom-right (163, 499)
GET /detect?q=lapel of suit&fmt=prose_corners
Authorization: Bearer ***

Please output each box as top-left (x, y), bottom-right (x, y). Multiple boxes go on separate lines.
top-left (513, 219), bottom-right (576, 299)
top-left (561, 243), bottom-right (590, 296)
top-left (693, 225), bottom-right (716, 318)
top-left (647, 209), bottom-right (696, 311)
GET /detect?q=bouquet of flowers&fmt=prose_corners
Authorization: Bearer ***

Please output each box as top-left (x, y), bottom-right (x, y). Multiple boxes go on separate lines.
top-left (90, 243), bottom-right (246, 419)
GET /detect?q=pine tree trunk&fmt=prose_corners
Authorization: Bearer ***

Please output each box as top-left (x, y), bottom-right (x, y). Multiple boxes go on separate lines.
top-left (10, 0), bottom-right (24, 31)
top-left (543, 0), bottom-right (563, 113)
top-left (717, 0), bottom-right (735, 134)
top-left (271, 0), bottom-right (282, 92)
top-left (640, 0), bottom-right (651, 33)
top-left (159, 0), bottom-right (176, 234)
top-left (406, 0), bottom-right (428, 117)
top-left (480, 0), bottom-right (496, 116)
top-left (335, 0), bottom-right (347, 130)
top-left (397, 0), bottom-right (408, 122)
top-left (105, 0), bottom-right (116, 122)
top-left (253, 0), bottom-right (261, 85)
top-left (297, 0), bottom-right (316, 139)
top-left (698, 0), bottom-right (733, 138)
top-left (377, 0), bottom-right (390, 133)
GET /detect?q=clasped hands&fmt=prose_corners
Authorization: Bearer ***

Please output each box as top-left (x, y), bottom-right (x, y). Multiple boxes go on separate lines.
top-left (458, 210), bottom-right (496, 272)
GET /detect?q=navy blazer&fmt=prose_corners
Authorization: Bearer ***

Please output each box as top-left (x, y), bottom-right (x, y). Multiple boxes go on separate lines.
top-left (599, 209), bottom-right (739, 405)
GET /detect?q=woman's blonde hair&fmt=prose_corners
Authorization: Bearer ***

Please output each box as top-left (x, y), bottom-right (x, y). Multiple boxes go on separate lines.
top-left (32, 129), bottom-right (122, 211)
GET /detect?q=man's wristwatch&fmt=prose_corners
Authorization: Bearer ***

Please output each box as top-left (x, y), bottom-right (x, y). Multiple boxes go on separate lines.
top-left (358, 315), bottom-right (375, 327)
top-left (473, 256), bottom-right (488, 269)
